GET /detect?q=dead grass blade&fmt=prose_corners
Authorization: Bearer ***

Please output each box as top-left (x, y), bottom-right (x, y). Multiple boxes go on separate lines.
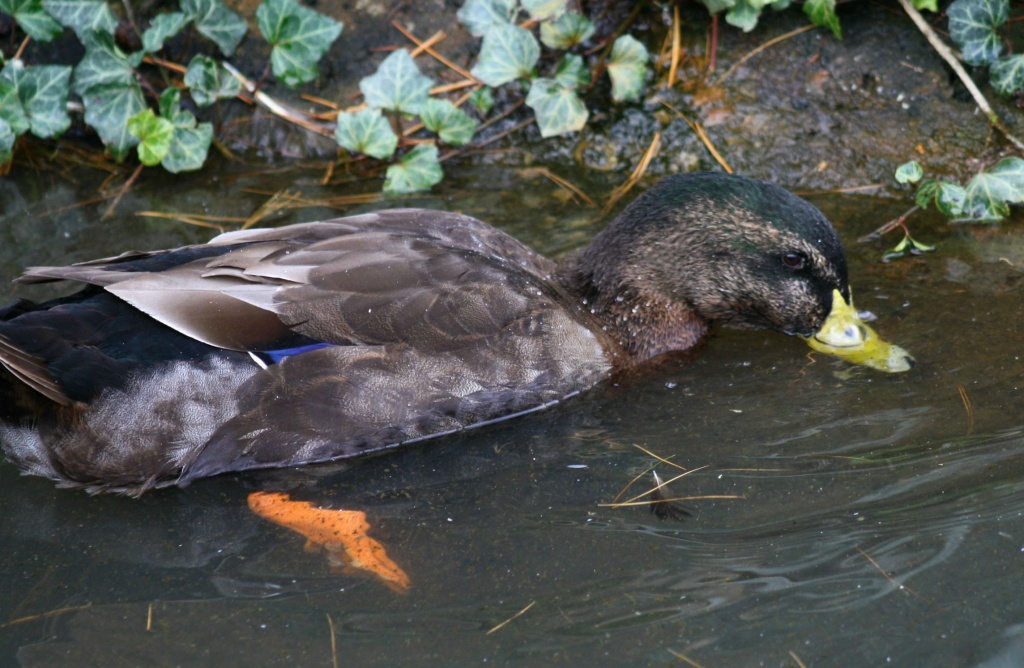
top-left (856, 545), bottom-right (937, 606)
top-left (486, 601), bottom-right (535, 635)
top-left (602, 131), bottom-right (661, 216)
top-left (660, 101), bottom-right (732, 174)
top-left (957, 382), bottom-right (974, 436)
top-left (2, 603), bottom-right (93, 628)
top-left (713, 24), bottom-right (816, 87)
top-left (667, 648), bottom-right (707, 667)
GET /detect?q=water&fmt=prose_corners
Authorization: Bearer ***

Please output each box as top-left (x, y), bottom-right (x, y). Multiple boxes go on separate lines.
top-left (1, 162), bottom-right (1023, 667)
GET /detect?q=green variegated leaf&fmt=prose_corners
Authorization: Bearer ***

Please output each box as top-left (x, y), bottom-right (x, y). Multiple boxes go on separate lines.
top-left (521, 0), bottom-right (565, 21)
top-left (895, 160), bottom-right (923, 184)
top-left (81, 81), bottom-right (145, 161)
top-left (0, 62), bottom-right (71, 138)
top-left (468, 87), bottom-right (493, 116)
top-left (384, 144), bottom-right (443, 194)
top-left (127, 108), bottom-right (174, 166)
top-left (72, 30), bottom-right (137, 96)
top-left (0, 78), bottom-right (29, 136)
top-left (725, 0), bottom-right (765, 31)
top-left (256, 0), bottom-right (343, 87)
top-left (554, 53), bottom-right (591, 88)
top-left (0, 116), bottom-right (14, 164)
top-left (539, 11), bottom-right (594, 49)
top-left (421, 98), bottom-right (477, 145)
top-left (334, 107), bottom-right (397, 159)
top-left (184, 54), bottom-right (241, 106)
top-left (181, 0), bottom-right (247, 56)
top-left (915, 179), bottom-right (937, 209)
top-left (912, 0), bottom-right (937, 10)
top-left (526, 78), bottom-right (587, 137)
top-left (40, 0), bottom-right (116, 38)
top-left (456, 0), bottom-right (515, 38)
top-left (360, 49), bottom-right (433, 115)
top-left (990, 54), bottom-right (1024, 96)
top-left (934, 180), bottom-right (967, 217)
top-left (947, 0), bottom-right (1007, 66)
top-left (142, 12), bottom-right (187, 54)
top-left (471, 24), bottom-right (539, 87)
top-left (803, 0), bottom-right (841, 39)
top-left (0, 0), bottom-right (63, 41)
top-left (606, 35), bottom-right (648, 102)
top-left (164, 118), bottom-right (212, 172)
top-left (959, 157), bottom-right (1024, 221)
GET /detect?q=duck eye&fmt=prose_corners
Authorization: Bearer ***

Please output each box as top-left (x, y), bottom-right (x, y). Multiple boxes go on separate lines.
top-left (782, 252), bottom-right (807, 270)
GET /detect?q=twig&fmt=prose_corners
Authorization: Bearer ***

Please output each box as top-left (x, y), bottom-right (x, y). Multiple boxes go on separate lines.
top-left (146, 603), bottom-right (153, 631)
top-left (222, 62), bottom-right (335, 138)
top-left (713, 25), bottom-right (815, 87)
top-left (856, 205), bottom-right (919, 242)
top-left (326, 613), bottom-right (338, 668)
top-left (392, 22), bottom-right (479, 83)
top-left (102, 163), bottom-right (143, 219)
top-left (667, 648), bottom-right (707, 667)
top-left (2, 603), bottom-right (93, 627)
top-left (897, 0), bottom-right (1024, 153)
top-left (788, 650), bottom-right (808, 668)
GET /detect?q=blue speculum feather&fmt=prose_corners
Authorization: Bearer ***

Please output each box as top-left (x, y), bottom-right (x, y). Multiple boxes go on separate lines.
top-left (257, 342), bottom-right (334, 364)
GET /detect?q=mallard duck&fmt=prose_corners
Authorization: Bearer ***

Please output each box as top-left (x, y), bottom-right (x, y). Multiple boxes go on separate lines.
top-left (0, 173), bottom-right (912, 495)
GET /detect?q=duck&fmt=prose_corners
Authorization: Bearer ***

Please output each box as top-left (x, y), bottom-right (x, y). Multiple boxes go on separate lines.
top-left (0, 172), bottom-right (913, 495)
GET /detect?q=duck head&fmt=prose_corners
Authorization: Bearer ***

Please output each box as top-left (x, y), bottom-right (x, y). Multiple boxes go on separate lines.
top-left (565, 172), bottom-right (913, 372)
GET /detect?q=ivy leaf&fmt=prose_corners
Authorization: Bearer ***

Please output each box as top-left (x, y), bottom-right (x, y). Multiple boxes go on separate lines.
top-left (934, 180), bottom-right (967, 217)
top-left (699, 0), bottom-right (736, 13)
top-left (554, 53), bottom-right (591, 88)
top-left (142, 12), bottom-right (187, 54)
top-left (0, 117), bottom-right (14, 165)
top-left (725, 0), bottom-right (768, 32)
top-left (421, 98), bottom-right (477, 146)
top-left (960, 157), bottom-right (1024, 221)
top-left (947, 0), bottom-right (1007, 66)
top-left (0, 78), bottom-right (29, 136)
top-left (164, 117), bottom-right (213, 172)
top-left (40, 0), bottom-right (116, 39)
top-left (521, 0), bottom-right (565, 21)
top-left (184, 54), bottom-right (241, 106)
top-left (181, 0), bottom-right (248, 57)
top-left (803, 0), bottom-right (841, 39)
top-left (914, 179), bottom-right (937, 209)
top-left (539, 11), bottom-right (594, 49)
top-left (127, 108), bottom-right (174, 166)
top-left (334, 107), bottom-right (397, 159)
top-left (606, 35), bottom-right (648, 102)
top-left (990, 54), bottom-right (1024, 97)
top-left (360, 49), bottom-right (433, 115)
top-left (468, 87), bottom-right (493, 116)
top-left (81, 81), bottom-right (145, 161)
top-left (0, 0), bottom-right (63, 41)
top-left (895, 160), bottom-right (923, 184)
top-left (471, 24), bottom-right (540, 87)
top-left (0, 63), bottom-right (71, 138)
top-left (256, 0), bottom-right (343, 88)
top-left (526, 78), bottom-right (588, 137)
top-left (72, 30), bottom-right (139, 96)
top-left (384, 144), bottom-right (443, 195)
top-left (912, 0), bottom-right (937, 10)
top-left (456, 0), bottom-right (515, 38)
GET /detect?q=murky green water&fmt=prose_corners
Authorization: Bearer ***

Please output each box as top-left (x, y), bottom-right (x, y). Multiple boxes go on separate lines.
top-left (2, 162), bottom-right (1023, 667)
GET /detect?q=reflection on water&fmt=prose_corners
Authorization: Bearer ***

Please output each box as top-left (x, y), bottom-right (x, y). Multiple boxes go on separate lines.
top-left (2, 162), bottom-right (1024, 667)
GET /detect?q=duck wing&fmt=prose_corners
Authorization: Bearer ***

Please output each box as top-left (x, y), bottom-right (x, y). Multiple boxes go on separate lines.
top-left (16, 209), bottom-right (563, 354)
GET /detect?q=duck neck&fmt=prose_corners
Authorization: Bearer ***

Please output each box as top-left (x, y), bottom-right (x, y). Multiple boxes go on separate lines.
top-left (555, 257), bottom-right (710, 367)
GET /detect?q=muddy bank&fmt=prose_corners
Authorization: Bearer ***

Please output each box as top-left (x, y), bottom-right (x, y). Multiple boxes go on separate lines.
top-left (215, 1), bottom-right (1020, 195)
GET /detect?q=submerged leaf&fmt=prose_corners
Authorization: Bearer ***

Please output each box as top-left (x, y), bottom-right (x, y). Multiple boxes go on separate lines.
top-left (895, 160), bottom-right (924, 184)
top-left (421, 98), bottom-right (477, 145)
top-left (471, 23), bottom-right (539, 87)
top-left (947, 0), bottom-right (1007, 66)
top-left (606, 35), bottom-right (648, 102)
top-left (539, 11), bottom-right (594, 49)
top-left (181, 0), bottom-right (248, 56)
top-left (184, 54), bottom-right (242, 106)
top-left (384, 144), bottom-right (443, 194)
top-left (526, 78), bottom-right (588, 137)
top-left (803, 0), bottom-right (841, 39)
top-left (456, 0), bottom-right (515, 38)
top-left (360, 49), bottom-right (433, 115)
top-left (334, 107), bottom-right (398, 159)
top-left (256, 0), bottom-right (343, 87)
top-left (0, 0), bottom-right (63, 41)
top-left (990, 54), bottom-right (1024, 96)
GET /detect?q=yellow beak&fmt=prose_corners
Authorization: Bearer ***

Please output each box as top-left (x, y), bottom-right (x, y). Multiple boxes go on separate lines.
top-left (802, 289), bottom-right (914, 373)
